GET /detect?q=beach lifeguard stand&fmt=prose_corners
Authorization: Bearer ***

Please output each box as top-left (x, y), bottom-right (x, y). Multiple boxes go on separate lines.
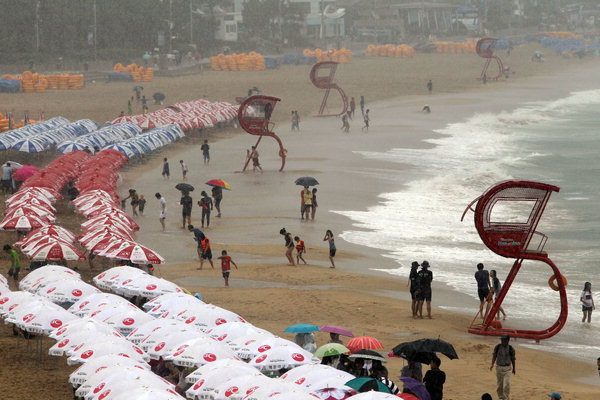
top-left (462, 180), bottom-right (568, 341)
top-left (476, 38), bottom-right (504, 81)
top-left (309, 61), bottom-right (349, 117)
top-left (237, 95), bottom-right (287, 172)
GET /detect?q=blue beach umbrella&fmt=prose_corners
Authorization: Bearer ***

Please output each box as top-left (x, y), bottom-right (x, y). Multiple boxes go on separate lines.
top-left (12, 138), bottom-right (47, 153)
top-left (57, 141), bottom-right (87, 154)
top-left (284, 323), bottom-right (320, 333)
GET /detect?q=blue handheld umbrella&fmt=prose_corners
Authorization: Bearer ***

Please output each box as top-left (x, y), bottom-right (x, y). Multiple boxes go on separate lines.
top-left (284, 323), bottom-right (320, 333)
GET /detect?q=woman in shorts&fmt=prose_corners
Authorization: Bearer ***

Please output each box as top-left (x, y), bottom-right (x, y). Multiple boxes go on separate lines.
top-left (581, 281), bottom-right (595, 323)
top-left (323, 229), bottom-right (336, 268)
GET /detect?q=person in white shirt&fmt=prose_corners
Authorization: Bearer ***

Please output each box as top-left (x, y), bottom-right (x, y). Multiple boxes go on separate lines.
top-left (155, 192), bottom-right (167, 232)
top-left (580, 281), bottom-right (595, 323)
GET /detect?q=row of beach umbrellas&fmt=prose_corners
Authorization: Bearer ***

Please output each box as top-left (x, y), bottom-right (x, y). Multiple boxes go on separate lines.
top-left (103, 124), bottom-right (185, 158)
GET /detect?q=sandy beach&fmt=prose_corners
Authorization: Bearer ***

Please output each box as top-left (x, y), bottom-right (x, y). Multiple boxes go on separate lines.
top-left (1, 44), bottom-right (600, 399)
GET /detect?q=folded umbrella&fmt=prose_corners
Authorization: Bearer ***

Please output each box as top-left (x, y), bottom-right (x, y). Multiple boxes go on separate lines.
top-left (284, 323), bottom-right (320, 333)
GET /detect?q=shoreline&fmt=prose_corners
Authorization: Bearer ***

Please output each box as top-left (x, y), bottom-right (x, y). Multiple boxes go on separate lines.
top-left (117, 58), bottom-right (600, 398)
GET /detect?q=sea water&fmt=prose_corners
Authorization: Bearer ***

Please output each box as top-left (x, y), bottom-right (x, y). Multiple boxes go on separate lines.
top-left (333, 89), bottom-right (600, 362)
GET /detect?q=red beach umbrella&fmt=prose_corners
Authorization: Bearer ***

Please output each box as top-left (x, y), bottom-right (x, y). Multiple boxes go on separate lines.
top-left (346, 336), bottom-right (384, 353)
top-left (0, 214), bottom-right (47, 231)
top-left (109, 243), bottom-right (165, 264)
top-left (29, 241), bottom-right (86, 261)
top-left (13, 165), bottom-right (40, 182)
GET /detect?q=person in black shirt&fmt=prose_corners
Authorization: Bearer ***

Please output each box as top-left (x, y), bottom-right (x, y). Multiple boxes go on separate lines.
top-left (201, 140), bottom-right (210, 165)
top-left (212, 186), bottom-right (223, 218)
top-left (408, 261), bottom-right (420, 318)
top-left (180, 192), bottom-right (193, 229)
top-left (416, 260), bottom-right (433, 319)
top-left (423, 356), bottom-right (446, 400)
top-left (198, 191), bottom-right (213, 228)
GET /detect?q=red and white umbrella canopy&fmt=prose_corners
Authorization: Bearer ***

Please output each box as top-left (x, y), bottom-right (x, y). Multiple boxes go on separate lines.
top-left (26, 225), bottom-right (77, 242)
top-left (102, 308), bottom-right (156, 336)
top-left (76, 198), bottom-right (117, 214)
top-left (207, 373), bottom-right (272, 400)
top-left (82, 215), bottom-right (139, 232)
top-left (146, 331), bottom-right (208, 360)
top-left (50, 316), bottom-right (125, 340)
top-left (107, 243), bottom-right (165, 264)
top-left (236, 336), bottom-right (299, 360)
top-left (117, 277), bottom-right (181, 298)
top-left (206, 321), bottom-right (270, 344)
top-left (67, 338), bottom-right (149, 366)
top-left (7, 187), bottom-right (58, 203)
top-left (69, 354), bottom-right (150, 386)
top-left (0, 214), bottom-right (47, 230)
top-left (90, 237), bottom-right (135, 256)
top-left (9, 197), bottom-right (56, 213)
top-left (165, 337), bottom-right (236, 367)
top-left (13, 301), bottom-right (78, 334)
top-left (249, 345), bottom-right (318, 371)
top-left (68, 293), bottom-right (134, 317)
top-left (6, 191), bottom-right (54, 206)
top-left (4, 205), bottom-right (54, 220)
top-left (49, 329), bottom-right (123, 357)
top-left (28, 240), bottom-right (86, 261)
top-left (92, 266), bottom-right (147, 291)
top-left (80, 229), bottom-right (133, 250)
top-left (184, 358), bottom-right (260, 385)
top-left (128, 318), bottom-right (195, 345)
top-left (36, 278), bottom-right (100, 304)
top-left (21, 236), bottom-right (75, 255)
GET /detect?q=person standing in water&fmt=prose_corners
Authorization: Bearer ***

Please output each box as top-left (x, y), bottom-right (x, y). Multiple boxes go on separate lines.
top-left (362, 109), bottom-right (370, 132)
top-left (359, 96), bottom-right (365, 116)
top-left (581, 281), bottom-right (595, 323)
top-left (490, 269), bottom-right (507, 320)
top-left (408, 261), bottom-right (420, 319)
top-left (323, 230), bottom-right (336, 269)
top-left (162, 157), bottom-right (170, 180)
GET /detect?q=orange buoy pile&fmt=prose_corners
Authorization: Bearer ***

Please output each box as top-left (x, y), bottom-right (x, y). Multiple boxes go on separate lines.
top-left (0, 113), bottom-right (37, 131)
top-left (366, 44), bottom-right (414, 58)
top-left (113, 63), bottom-right (154, 81)
top-left (434, 41), bottom-right (477, 54)
top-left (209, 52), bottom-right (266, 71)
top-left (2, 71), bottom-right (84, 92)
top-left (303, 48), bottom-right (352, 63)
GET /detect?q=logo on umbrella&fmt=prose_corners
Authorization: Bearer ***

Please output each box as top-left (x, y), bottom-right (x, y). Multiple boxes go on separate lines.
top-left (133, 345), bottom-right (143, 354)
top-left (155, 342), bottom-right (165, 352)
top-left (58, 339), bottom-right (70, 348)
top-left (122, 317), bottom-right (135, 326)
top-left (217, 334), bottom-right (228, 341)
top-left (93, 383), bottom-right (105, 394)
top-left (291, 353), bottom-right (305, 362)
top-left (237, 316), bottom-right (246, 323)
top-left (50, 319), bottom-right (63, 328)
top-left (193, 379), bottom-right (205, 390)
top-left (122, 279), bottom-right (132, 285)
top-left (225, 386), bottom-right (239, 397)
top-left (97, 273), bottom-right (106, 280)
top-left (72, 289), bottom-right (83, 297)
top-left (185, 316), bottom-right (196, 324)
top-left (146, 284), bottom-right (157, 290)
top-left (47, 287), bottom-right (56, 293)
top-left (78, 301), bottom-right (90, 309)
top-left (152, 305), bottom-right (161, 311)
top-left (255, 354), bottom-right (267, 363)
top-left (81, 350), bottom-right (94, 359)
top-left (0, 297), bottom-right (8, 304)
top-left (246, 386), bottom-right (260, 395)
top-left (203, 353), bottom-right (217, 362)
top-left (73, 344), bottom-right (84, 351)
top-left (22, 313), bottom-right (35, 323)
top-left (295, 377), bottom-right (306, 385)
top-left (173, 344), bottom-right (189, 357)
top-left (98, 389), bottom-right (111, 400)
top-left (258, 345), bottom-right (271, 352)
top-left (118, 353), bottom-right (131, 358)
top-left (215, 318), bottom-right (227, 325)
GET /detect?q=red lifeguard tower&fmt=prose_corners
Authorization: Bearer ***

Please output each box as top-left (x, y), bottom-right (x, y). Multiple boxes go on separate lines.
top-left (309, 61), bottom-right (349, 117)
top-left (476, 38), bottom-right (504, 81)
top-left (462, 180), bottom-right (568, 341)
top-left (237, 95), bottom-right (287, 172)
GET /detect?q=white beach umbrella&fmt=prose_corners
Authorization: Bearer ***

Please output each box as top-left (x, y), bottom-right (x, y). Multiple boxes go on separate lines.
top-left (68, 293), bottom-right (134, 317)
top-left (75, 366), bottom-right (173, 399)
top-left (176, 305), bottom-right (246, 331)
top-left (249, 345), bottom-right (319, 371)
top-left (49, 330), bottom-right (123, 356)
top-left (346, 393), bottom-right (401, 400)
top-left (118, 276), bottom-right (180, 298)
top-left (69, 354), bottom-right (150, 386)
top-left (282, 366), bottom-right (354, 388)
top-left (144, 292), bottom-right (203, 317)
top-left (206, 321), bottom-right (270, 343)
top-left (269, 393), bottom-right (321, 400)
top-left (280, 364), bottom-right (336, 382)
top-left (164, 337), bottom-right (236, 367)
top-left (99, 386), bottom-right (185, 400)
top-left (210, 374), bottom-right (272, 400)
top-left (20, 270), bottom-right (81, 294)
top-left (236, 336), bottom-right (298, 360)
top-left (102, 308), bottom-right (156, 336)
top-left (0, 290), bottom-right (36, 317)
top-left (67, 338), bottom-right (149, 365)
top-left (184, 358), bottom-right (261, 385)
top-left (92, 266), bottom-right (147, 291)
top-left (127, 318), bottom-right (196, 344)
top-left (36, 278), bottom-right (100, 304)
top-left (13, 301), bottom-right (78, 334)
top-left (87, 302), bottom-right (141, 322)
top-left (240, 381), bottom-right (306, 400)
top-left (50, 317), bottom-right (122, 340)
top-left (146, 331), bottom-right (208, 360)
top-left (139, 327), bottom-right (207, 352)
top-left (19, 265), bottom-right (80, 291)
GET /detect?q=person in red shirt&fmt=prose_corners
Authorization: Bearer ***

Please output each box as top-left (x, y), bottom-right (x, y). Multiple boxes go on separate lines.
top-left (294, 235), bottom-right (307, 265)
top-left (218, 250), bottom-right (238, 287)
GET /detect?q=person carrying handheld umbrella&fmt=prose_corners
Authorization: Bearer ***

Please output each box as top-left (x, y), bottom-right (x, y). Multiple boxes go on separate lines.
top-left (206, 179), bottom-right (230, 218)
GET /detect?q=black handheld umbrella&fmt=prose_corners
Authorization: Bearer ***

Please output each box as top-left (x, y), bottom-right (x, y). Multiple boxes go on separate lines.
top-left (153, 92), bottom-right (166, 103)
top-left (295, 176), bottom-right (319, 187)
top-left (348, 349), bottom-right (386, 362)
top-left (392, 338), bottom-right (458, 364)
top-left (175, 183), bottom-right (195, 193)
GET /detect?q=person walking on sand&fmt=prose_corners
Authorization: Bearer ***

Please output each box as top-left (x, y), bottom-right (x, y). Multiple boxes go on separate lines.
top-left (180, 191), bottom-right (193, 229)
top-left (416, 261), bottom-right (433, 319)
top-left (212, 186), bottom-right (223, 218)
top-left (198, 191), bottom-right (213, 228)
top-left (359, 95), bottom-right (365, 116)
top-left (581, 281), bottom-right (595, 323)
top-left (218, 250), bottom-right (238, 287)
top-left (199, 235), bottom-right (214, 270)
top-left (155, 193), bottom-right (166, 232)
top-left (5, 244), bottom-right (20, 281)
top-left (350, 97), bottom-right (356, 118)
top-left (323, 230), bottom-right (336, 269)
top-left (180, 160), bottom-right (188, 181)
top-left (408, 261), bottom-right (420, 318)
top-left (490, 335), bottom-right (515, 400)
top-left (251, 146), bottom-right (262, 172)
top-left (280, 228), bottom-right (295, 266)
top-left (423, 356), bottom-right (445, 400)
top-left (301, 187), bottom-right (313, 220)
top-left (201, 140), bottom-right (210, 165)
top-left (475, 263), bottom-right (492, 319)
top-left (295, 236), bottom-right (307, 265)
top-left (310, 188), bottom-right (318, 221)
top-left (137, 195), bottom-right (146, 215)
top-left (491, 270), bottom-right (507, 320)
top-left (362, 109), bottom-right (370, 132)
top-left (188, 224), bottom-right (205, 262)
top-left (162, 157), bottom-right (170, 180)
top-left (427, 79), bottom-right (433, 94)
top-left (341, 114), bottom-right (350, 133)
top-left (123, 189), bottom-right (140, 216)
